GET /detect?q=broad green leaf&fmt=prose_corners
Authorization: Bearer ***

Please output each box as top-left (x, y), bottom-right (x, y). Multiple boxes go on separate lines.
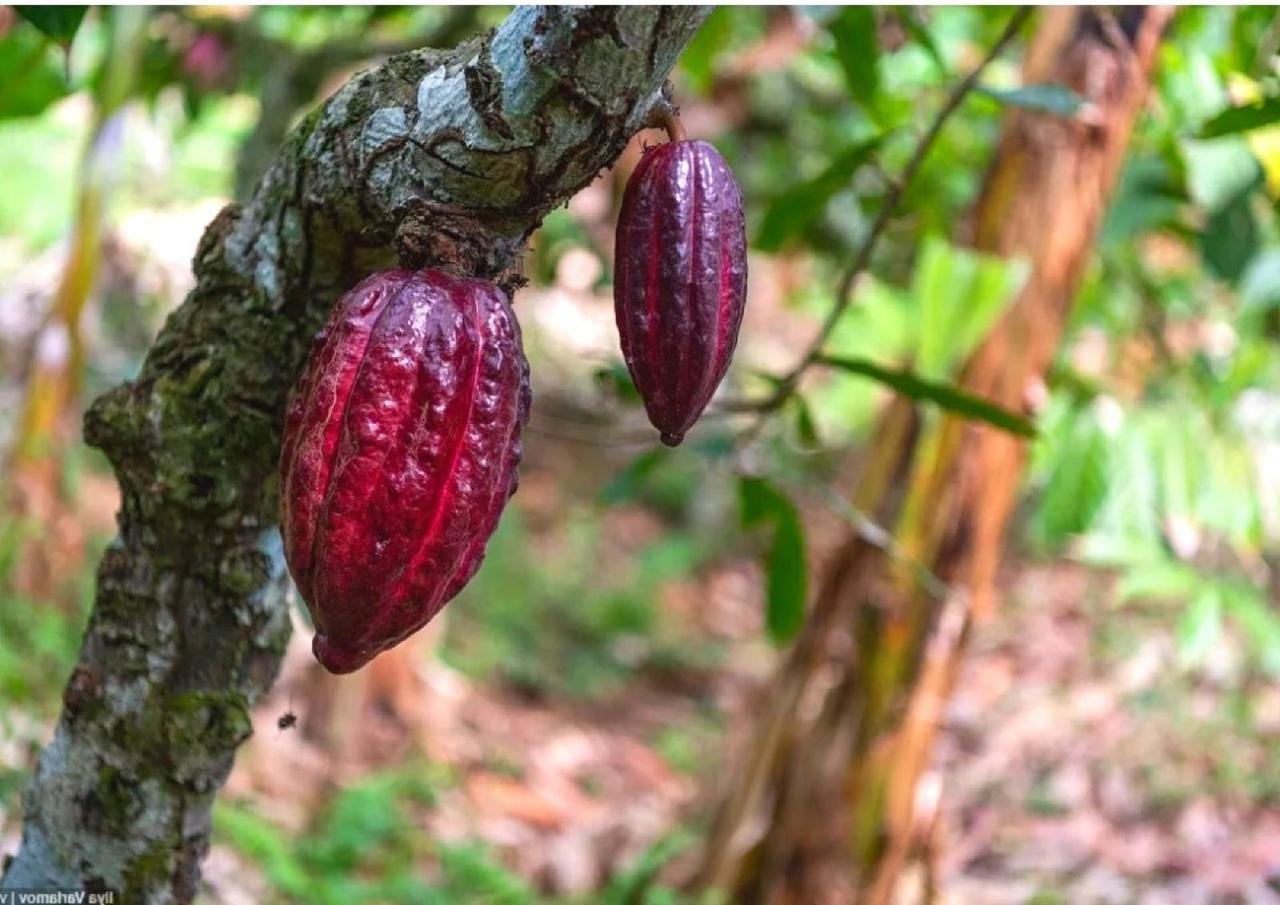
top-left (15, 7), bottom-right (88, 49)
top-left (1177, 585), bottom-right (1222, 667)
top-left (738, 476), bottom-right (807, 644)
top-left (1101, 154), bottom-right (1189, 247)
top-left (1033, 417), bottom-right (1109, 547)
top-left (809, 277), bottom-right (914, 440)
top-left (1197, 433), bottom-right (1260, 544)
top-left (826, 275), bottom-right (913, 360)
top-left (1103, 419), bottom-right (1161, 549)
top-left (1241, 249), bottom-right (1280, 311)
top-left (1197, 96), bottom-right (1280, 139)
top-left (1199, 183), bottom-right (1259, 283)
top-left (678, 6), bottom-right (736, 96)
top-left (818, 355), bottom-right (1037, 437)
top-left (977, 83), bottom-right (1086, 117)
top-left (911, 234), bottom-right (1026, 379)
top-left (914, 234), bottom-right (967, 378)
top-left (754, 136), bottom-right (882, 252)
top-left (593, 361), bottom-right (642, 405)
top-left (900, 10), bottom-right (947, 76)
top-left (1221, 580), bottom-right (1280, 673)
top-left (829, 7), bottom-right (879, 107)
top-left (1182, 138), bottom-right (1264, 211)
top-left (1152, 413), bottom-right (1195, 520)
top-left (0, 28), bottom-right (72, 120)
top-left (960, 253), bottom-right (1028, 362)
top-left (1117, 560), bottom-right (1201, 603)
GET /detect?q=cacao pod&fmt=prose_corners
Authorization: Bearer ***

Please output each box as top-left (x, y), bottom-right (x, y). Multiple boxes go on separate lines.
top-left (280, 268), bottom-right (531, 673)
top-left (614, 139), bottom-right (748, 446)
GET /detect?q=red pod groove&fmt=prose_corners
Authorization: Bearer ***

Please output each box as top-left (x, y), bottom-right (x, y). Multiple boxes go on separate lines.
top-left (614, 139), bottom-right (748, 446)
top-left (280, 268), bottom-right (531, 673)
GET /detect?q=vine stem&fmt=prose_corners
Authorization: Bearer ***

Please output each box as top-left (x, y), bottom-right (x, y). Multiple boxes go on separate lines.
top-left (726, 7), bottom-right (1034, 420)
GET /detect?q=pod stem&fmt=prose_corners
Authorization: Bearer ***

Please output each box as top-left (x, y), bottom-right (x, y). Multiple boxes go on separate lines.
top-left (650, 103), bottom-right (688, 143)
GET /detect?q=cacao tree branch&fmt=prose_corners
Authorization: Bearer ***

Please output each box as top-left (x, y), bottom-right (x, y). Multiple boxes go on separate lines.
top-left (231, 7), bottom-right (484, 199)
top-left (1, 7), bottom-right (708, 902)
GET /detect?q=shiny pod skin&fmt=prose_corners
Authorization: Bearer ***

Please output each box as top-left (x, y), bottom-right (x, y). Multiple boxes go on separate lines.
top-left (280, 268), bottom-right (531, 673)
top-left (614, 139), bottom-right (748, 446)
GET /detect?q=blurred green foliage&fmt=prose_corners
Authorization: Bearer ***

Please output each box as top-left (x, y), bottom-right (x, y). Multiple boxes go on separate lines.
top-left (738, 476), bottom-right (807, 643)
top-left (1023, 7), bottom-right (1280, 672)
top-left (444, 507), bottom-right (723, 699)
top-left (0, 520), bottom-right (97, 717)
top-left (215, 767), bottom-right (710, 904)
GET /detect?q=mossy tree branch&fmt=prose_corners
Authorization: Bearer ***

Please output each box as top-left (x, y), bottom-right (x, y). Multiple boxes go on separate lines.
top-left (1, 7), bottom-right (708, 902)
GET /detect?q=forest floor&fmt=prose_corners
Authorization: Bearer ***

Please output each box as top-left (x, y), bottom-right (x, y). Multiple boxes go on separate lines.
top-left (195, 482), bottom-right (1280, 905)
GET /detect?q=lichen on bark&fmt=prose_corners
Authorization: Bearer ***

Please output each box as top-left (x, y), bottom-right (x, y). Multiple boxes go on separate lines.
top-left (2, 7), bottom-right (708, 902)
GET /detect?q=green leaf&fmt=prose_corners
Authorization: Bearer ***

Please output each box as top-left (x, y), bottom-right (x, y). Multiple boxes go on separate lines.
top-left (593, 361), bottom-right (642, 405)
top-left (1101, 154), bottom-right (1189, 247)
top-left (15, 7), bottom-right (88, 48)
top-left (738, 476), bottom-right (807, 644)
top-left (1200, 183), bottom-right (1259, 283)
top-left (817, 355), bottom-right (1037, 437)
top-left (1034, 416), bottom-right (1109, 547)
top-left (1241, 248), bottom-right (1280, 312)
top-left (977, 83), bottom-right (1086, 117)
top-left (678, 6), bottom-right (735, 95)
top-left (1221, 580), bottom-right (1280, 673)
top-left (900, 10), bottom-right (947, 76)
top-left (1182, 138), bottom-right (1264, 211)
top-left (829, 7), bottom-right (879, 106)
top-left (911, 235), bottom-right (1026, 379)
top-left (1197, 96), bottom-right (1280, 139)
top-left (1177, 585), bottom-right (1222, 667)
top-left (0, 27), bottom-right (72, 120)
top-left (602, 830), bottom-right (696, 904)
top-left (1116, 560), bottom-right (1200, 603)
top-left (754, 136), bottom-right (882, 252)
top-left (794, 397), bottom-right (821, 450)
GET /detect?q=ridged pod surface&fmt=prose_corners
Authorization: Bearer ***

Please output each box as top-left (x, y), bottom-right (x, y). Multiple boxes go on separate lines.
top-left (614, 139), bottom-right (747, 446)
top-left (280, 268), bottom-right (531, 673)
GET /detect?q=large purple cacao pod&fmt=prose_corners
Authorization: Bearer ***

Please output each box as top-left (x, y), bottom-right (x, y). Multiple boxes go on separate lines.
top-left (280, 268), bottom-right (531, 673)
top-left (614, 139), bottom-right (748, 446)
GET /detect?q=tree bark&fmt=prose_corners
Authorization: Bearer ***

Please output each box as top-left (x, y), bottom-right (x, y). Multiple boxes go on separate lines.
top-left (231, 8), bottom-right (483, 201)
top-left (696, 8), bottom-right (1170, 903)
top-left (2, 7), bottom-right (707, 902)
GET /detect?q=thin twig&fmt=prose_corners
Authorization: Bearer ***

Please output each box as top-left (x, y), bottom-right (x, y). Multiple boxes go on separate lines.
top-left (728, 7), bottom-right (1033, 420)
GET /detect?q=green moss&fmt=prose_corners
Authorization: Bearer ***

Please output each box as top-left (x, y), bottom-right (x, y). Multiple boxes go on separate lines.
top-left (219, 547), bottom-right (272, 597)
top-left (166, 690), bottom-right (253, 756)
top-left (107, 699), bottom-right (165, 756)
top-left (93, 765), bottom-right (139, 827)
top-left (122, 841), bottom-right (173, 898)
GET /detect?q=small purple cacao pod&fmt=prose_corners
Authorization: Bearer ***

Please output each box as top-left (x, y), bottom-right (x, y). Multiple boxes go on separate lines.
top-left (280, 268), bottom-right (531, 674)
top-left (614, 139), bottom-right (748, 446)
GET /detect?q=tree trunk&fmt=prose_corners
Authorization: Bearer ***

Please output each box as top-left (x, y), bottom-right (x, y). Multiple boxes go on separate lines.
top-left (2, 8), bottom-right (707, 902)
top-left (696, 9), bottom-right (1171, 903)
